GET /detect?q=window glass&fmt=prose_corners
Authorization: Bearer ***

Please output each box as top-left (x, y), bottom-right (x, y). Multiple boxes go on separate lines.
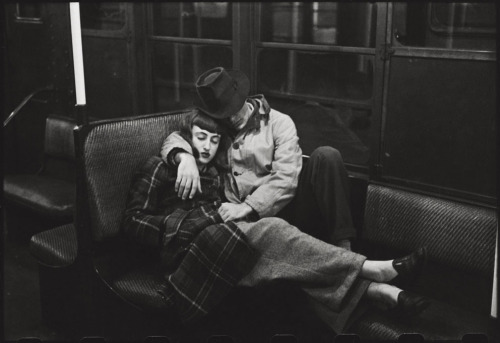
top-left (80, 3), bottom-right (126, 31)
top-left (267, 97), bottom-right (372, 166)
top-left (384, 57), bottom-right (496, 197)
top-left (15, 3), bottom-right (42, 20)
top-left (393, 2), bottom-right (496, 50)
top-left (258, 49), bottom-right (373, 101)
top-left (152, 43), bottom-right (233, 111)
top-left (260, 2), bottom-right (376, 47)
top-left (152, 2), bottom-right (232, 40)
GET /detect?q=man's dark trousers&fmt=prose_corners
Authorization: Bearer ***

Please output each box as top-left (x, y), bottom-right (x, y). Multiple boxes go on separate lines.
top-left (279, 146), bottom-right (356, 244)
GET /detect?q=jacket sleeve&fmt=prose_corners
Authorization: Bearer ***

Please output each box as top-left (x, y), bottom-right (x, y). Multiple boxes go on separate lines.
top-left (244, 114), bottom-right (302, 217)
top-left (160, 131), bottom-right (193, 167)
top-left (122, 156), bottom-right (171, 247)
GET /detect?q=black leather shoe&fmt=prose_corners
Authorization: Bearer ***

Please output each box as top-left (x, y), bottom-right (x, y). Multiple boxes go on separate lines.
top-left (394, 290), bottom-right (431, 317)
top-left (392, 247), bottom-right (427, 285)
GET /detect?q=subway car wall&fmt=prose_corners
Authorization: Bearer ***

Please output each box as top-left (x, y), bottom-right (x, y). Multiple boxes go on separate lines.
top-left (3, 2), bottom-right (496, 205)
top-left (2, 2), bottom-right (498, 342)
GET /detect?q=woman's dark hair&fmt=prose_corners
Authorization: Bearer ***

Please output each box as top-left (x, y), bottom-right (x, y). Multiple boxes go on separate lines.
top-left (179, 110), bottom-right (229, 171)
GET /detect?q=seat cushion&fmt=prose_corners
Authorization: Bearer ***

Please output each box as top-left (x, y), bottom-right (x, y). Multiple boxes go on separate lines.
top-left (4, 174), bottom-right (75, 218)
top-left (112, 270), bottom-right (173, 312)
top-left (30, 224), bottom-right (77, 267)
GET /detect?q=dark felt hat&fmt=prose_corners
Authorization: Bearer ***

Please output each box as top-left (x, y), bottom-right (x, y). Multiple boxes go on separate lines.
top-left (195, 67), bottom-right (250, 119)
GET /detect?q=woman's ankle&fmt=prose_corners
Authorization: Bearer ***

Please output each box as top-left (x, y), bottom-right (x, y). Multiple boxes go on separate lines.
top-left (366, 282), bottom-right (401, 308)
top-left (361, 260), bottom-right (398, 282)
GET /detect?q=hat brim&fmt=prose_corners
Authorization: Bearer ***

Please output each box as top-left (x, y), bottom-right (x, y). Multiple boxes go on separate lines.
top-left (195, 70), bottom-right (250, 119)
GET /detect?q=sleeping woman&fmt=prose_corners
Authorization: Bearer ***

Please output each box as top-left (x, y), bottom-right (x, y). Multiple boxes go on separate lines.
top-left (121, 110), bottom-right (429, 332)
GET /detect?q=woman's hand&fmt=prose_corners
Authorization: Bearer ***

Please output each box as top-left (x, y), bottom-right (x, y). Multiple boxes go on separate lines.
top-left (218, 202), bottom-right (253, 222)
top-left (175, 152), bottom-right (202, 199)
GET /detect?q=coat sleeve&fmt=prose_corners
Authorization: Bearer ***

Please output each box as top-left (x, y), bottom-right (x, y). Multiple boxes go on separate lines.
top-left (243, 114), bottom-right (302, 217)
top-left (160, 131), bottom-right (193, 167)
top-left (122, 156), bottom-right (171, 247)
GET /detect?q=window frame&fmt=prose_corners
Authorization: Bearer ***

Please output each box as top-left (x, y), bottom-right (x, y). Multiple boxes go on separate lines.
top-left (253, 2), bottom-right (379, 109)
top-left (80, 2), bottom-right (129, 38)
top-left (141, 2), bottom-right (496, 203)
top-left (428, 3), bottom-right (496, 36)
top-left (14, 3), bottom-right (43, 24)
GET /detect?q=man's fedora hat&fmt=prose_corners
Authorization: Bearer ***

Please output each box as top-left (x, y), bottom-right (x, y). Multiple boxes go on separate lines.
top-left (195, 67), bottom-right (250, 119)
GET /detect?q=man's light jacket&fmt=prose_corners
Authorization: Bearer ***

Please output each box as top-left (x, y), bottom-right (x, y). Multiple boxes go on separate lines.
top-left (161, 94), bottom-right (303, 218)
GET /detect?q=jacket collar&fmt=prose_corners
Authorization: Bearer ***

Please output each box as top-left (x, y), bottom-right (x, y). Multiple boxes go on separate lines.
top-left (230, 94), bottom-right (270, 138)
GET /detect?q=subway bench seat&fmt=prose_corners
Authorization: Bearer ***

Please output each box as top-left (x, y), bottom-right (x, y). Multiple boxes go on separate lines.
top-left (28, 111), bottom-right (497, 340)
top-left (348, 184), bottom-right (497, 340)
top-left (4, 115), bottom-right (76, 240)
top-left (27, 111), bottom-right (327, 340)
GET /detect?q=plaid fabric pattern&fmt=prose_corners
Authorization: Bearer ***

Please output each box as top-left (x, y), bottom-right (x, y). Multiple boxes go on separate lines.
top-left (161, 204), bottom-right (223, 269)
top-left (158, 205), bottom-right (257, 323)
top-left (122, 156), bottom-right (222, 247)
top-left (122, 156), bottom-right (257, 323)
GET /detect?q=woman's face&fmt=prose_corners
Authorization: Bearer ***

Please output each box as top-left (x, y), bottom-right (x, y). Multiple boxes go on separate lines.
top-left (192, 125), bottom-right (221, 165)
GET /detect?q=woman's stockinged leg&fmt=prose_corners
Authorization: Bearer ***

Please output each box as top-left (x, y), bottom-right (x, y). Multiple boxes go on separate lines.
top-left (363, 281), bottom-right (431, 316)
top-left (360, 260), bottom-right (398, 282)
top-left (364, 282), bottom-right (401, 308)
top-left (360, 246), bottom-right (427, 283)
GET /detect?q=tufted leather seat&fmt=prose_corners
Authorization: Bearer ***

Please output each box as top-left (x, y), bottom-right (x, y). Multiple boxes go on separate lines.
top-left (4, 115), bottom-right (76, 232)
top-left (349, 184), bottom-right (497, 340)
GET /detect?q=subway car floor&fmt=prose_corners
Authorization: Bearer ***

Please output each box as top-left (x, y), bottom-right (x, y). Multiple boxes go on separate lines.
top-left (3, 229), bottom-right (69, 342)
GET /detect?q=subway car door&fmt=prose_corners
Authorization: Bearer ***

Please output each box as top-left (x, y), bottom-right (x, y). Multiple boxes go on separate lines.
top-left (376, 2), bottom-right (496, 204)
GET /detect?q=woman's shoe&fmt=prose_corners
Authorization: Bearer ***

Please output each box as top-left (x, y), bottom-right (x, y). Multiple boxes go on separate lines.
top-left (391, 247), bottom-right (427, 285)
top-left (394, 290), bottom-right (431, 317)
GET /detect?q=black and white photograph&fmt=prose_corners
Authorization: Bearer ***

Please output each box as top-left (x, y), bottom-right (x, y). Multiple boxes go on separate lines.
top-left (3, 2), bottom-right (498, 342)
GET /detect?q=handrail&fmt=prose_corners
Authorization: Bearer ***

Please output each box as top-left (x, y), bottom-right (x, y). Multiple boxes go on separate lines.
top-left (3, 85), bottom-right (55, 128)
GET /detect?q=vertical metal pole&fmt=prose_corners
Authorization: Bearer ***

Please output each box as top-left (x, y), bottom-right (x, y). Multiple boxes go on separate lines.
top-left (287, 2), bottom-right (300, 94)
top-left (446, 3), bottom-right (456, 49)
top-left (492, 226), bottom-right (498, 319)
top-left (70, 2), bottom-right (88, 125)
top-left (174, 4), bottom-right (182, 103)
top-left (75, 104), bottom-right (88, 126)
top-left (369, 3), bottom-right (389, 179)
top-left (193, 5), bottom-right (201, 79)
top-left (70, 3), bottom-right (86, 106)
top-left (232, 3), bottom-right (253, 85)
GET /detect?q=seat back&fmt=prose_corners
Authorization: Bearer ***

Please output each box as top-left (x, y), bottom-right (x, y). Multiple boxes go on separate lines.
top-left (362, 183), bottom-right (496, 313)
top-left (78, 110), bottom-right (192, 242)
top-left (43, 115), bottom-right (76, 181)
top-left (363, 184), bottom-right (496, 276)
top-left (44, 115), bottom-right (76, 160)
